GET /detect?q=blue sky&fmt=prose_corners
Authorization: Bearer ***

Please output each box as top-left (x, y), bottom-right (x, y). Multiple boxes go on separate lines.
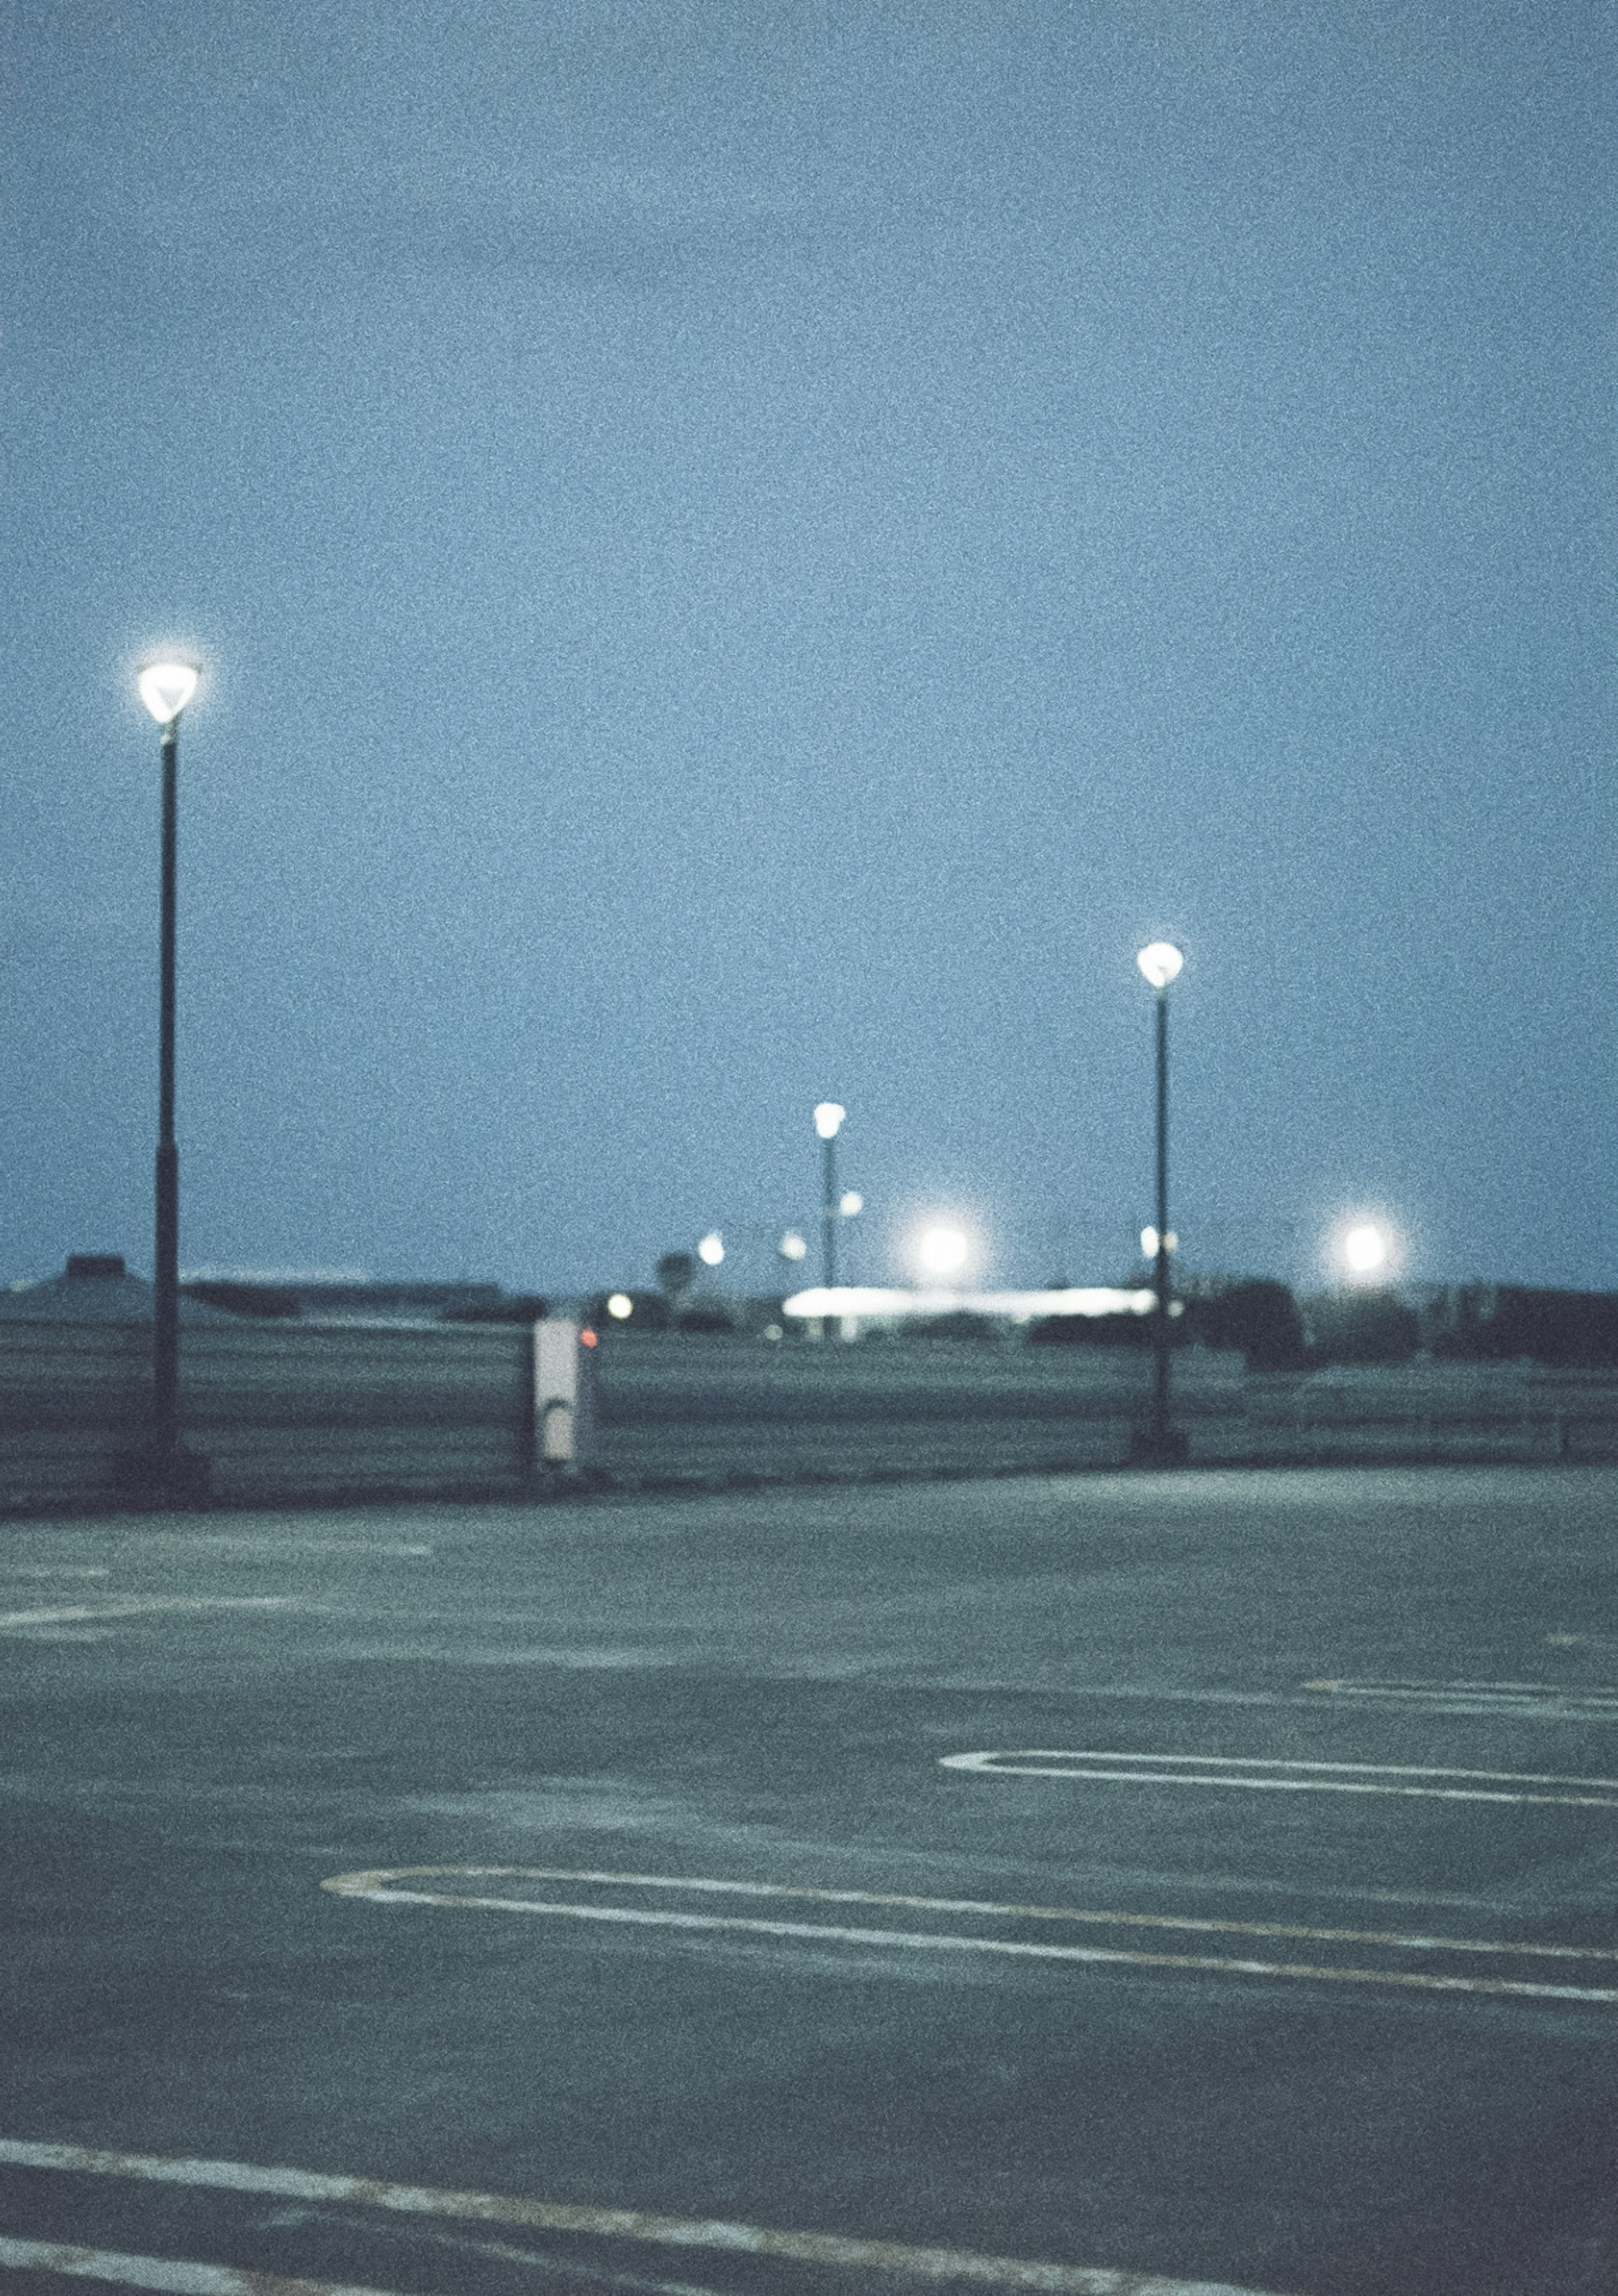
top-left (3, 0), bottom-right (1613, 1296)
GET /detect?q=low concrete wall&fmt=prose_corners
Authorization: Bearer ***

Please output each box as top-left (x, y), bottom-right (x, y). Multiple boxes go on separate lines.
top-left (0, 1320), bottom-right (538, 1511)
top-left (593, 1340), bottom-right (1618, 1485)
top-left (2, 1325), bottom-right (1615, 1514)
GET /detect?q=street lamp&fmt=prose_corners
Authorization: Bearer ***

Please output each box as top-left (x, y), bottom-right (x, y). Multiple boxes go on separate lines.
top-left (1134, 942), bottom-right (1187, 1465)
top-left (135, 659), bottom-right (206, 1500)
top-left (813, 1103), bottom-right (845, 1289)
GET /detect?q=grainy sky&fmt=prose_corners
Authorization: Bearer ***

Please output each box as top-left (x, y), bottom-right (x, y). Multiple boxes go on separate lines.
top-left (3, 1), bottom-right (1612, 1298)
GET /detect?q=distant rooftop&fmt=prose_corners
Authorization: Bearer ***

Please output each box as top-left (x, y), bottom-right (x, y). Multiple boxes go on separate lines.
top-left (0, 1256), bottom-right (236, 1324)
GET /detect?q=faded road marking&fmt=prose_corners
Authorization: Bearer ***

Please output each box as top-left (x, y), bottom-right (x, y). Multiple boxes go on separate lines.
top-left (0, 2233), bottom-right (400, 2292)
top-left (319, 1867), bottom-right (1618, 2002)
top-left (942, 1750), bottom-right (1618, 1808)
top-left (0, 2140), bottom-right (1292, 2294)
top-left (0, 1598), bottom-right (296, 1632)
top-left (1302, 1677), bottom-right (1618, 1721)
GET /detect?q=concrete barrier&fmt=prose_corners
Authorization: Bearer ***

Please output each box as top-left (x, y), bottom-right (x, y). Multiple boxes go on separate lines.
top-left (0, 1320), bottom-right (592, 1512)
top-left (0, 1324), bottom-right (1614, 1514)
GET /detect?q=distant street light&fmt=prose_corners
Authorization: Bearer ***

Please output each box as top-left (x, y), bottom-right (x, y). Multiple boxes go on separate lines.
top-left (917, 1223), bottom-right (970, 1279)
top-left (606, 1293), bottom-right (634, 1319)
top-left (840, 1191), bottom-right (863, 1218)
top-left (1134, 941), bottom-right (1187, 1465)
top-left (1341, 1220), bottom-right (1393, 1280)
top-left (813, 1103), bottom-right (846, 1288)
top-left (778, 1230), bottom-right (808, 1263)
top-left (697, 1231), bottom-right (725, 1268)
top-left (134, 660), bottom-right (206, 1500)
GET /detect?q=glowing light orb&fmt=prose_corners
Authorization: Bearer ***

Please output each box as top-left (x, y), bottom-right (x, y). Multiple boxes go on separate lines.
top-left (917, 1224), bottom-right (970, 1279)
top-left (606, 1293), bottom-right (634, 1320)
top-left (1136, 941), bottom-right (1184, 990)
top-left (697, 1232), bottom-right (725, 1267)
top-left (778, 1231), bottom-right (808, 1262)
top-left (840, 1191), bottom-right (863, 1217)
top-left (813, 1102), bottom-right (846, 1140)
top-left (137, 661), bottom-right (199, 724)
top-left (1141, 1228), bottom-right (1179, 1258)
top-left (1343, 1222), bottom-right (1389, 1276)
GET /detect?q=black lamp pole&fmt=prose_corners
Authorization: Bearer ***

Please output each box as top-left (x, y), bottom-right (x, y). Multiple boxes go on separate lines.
top-left (129, 661), bottom-right (206, 1503)
top-left (1151, 981), bottom-right (1172, 1450)
top-left (1132, 942), bottom-right (1187, 1466)
top-left (153, 709), bottom-right (181, 1460)
top-left (822, 1128), bottom-right (838, 1291)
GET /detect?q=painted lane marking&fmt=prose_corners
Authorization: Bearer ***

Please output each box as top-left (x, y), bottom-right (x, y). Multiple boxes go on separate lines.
top-left (941, 1750), bottom-right (1618, 1809)
top-left (1302, 1677), bottom-right (1618, 1721)
top-left (0, 1598), bottom-right (296, 1632)
top-left (0, 2234), bottom-right (400, 2292)
top-left (329, 1862), bottom-right (1618, 1965)
top-left (0, 2141), bottom-right (1294, 2295)
top-left (320, 1868), bottom-right (1618, 2002)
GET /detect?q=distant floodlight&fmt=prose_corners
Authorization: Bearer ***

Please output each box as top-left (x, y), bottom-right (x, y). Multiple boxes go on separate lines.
top-left (1141, 1227), bottom-right (1179, 1259)
top-left (137, 661), bottom-right (199, 725)
top-left (779, 1230), bottom-right (808, 1262)
top-left (917, 1223), bottom-right (970, 1279)
top-left (1342, 1221), bottom-right (1390, 1277)
top-left (1136, 941), bottom-right (1184, 991)
top-left (840, 1191), bottom-right (863, 1217)
top-left (606, 1292), bottom-right (634, 1320)
top-left (697, 1231), bottom-right (725, 1267)
top-left (813, 1102), bottom-right (846, 1140)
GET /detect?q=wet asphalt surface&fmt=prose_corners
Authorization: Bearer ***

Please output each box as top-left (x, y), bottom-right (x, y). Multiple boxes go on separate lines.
top-left (2, 1464), bottom-right (1616, 2296)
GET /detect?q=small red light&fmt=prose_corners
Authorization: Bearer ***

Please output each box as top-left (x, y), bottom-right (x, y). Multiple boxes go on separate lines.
top-left (580, 1327), bottom-right (598, 1347)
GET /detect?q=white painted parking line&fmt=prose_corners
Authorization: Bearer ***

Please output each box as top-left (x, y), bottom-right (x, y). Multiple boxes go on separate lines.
top-left (0, 2141), bottom-right (1294, 2295)
top-left (331, 1863), bottom-right (1618, 1964)
top-left (0, 1598), bottom-right (296, 1633)
top-left (319, 1867), bottom-right (1618, 2002)
top-left (0, 2233), bottom-right (399, 2292)
top-left (941, 1750), bottom-right (1618, 1808)
top-left (1302, 1677), bottom-right (1618, 1721)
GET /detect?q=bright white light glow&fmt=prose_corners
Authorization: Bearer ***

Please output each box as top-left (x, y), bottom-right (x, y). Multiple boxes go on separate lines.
top-left (1141, 1228), bottom-right (1179, 1258)
top-left (783, 1287), bottom-right (1157, 1322)
top-left (137, 662), bottom-right (199, 724)
top-left (1342, 1222), bottom-right (1389, 1276)
top-left (1136, 941), bottom-right (1184, 990)
top-left (778, 1231), bottom-right (808, 1262)
top-left (697, 1232), bottom-right (725, 1267)
top-left (917, 1224), bottom-right (970, 1278)
top-left (606, 1293), bottom-right (634, 1320)
top-left (840, 1191), bottom-right (863, 1217)
top-left (813, 1102), bottom-right (846, 1140)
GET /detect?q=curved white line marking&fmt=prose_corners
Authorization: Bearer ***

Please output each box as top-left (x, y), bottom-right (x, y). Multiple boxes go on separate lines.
top-left (319, 1869), bottom-right (1618, 2002)
top-left (940, 1750), bottom-right (1618, 1808)
top-left (1301, 1678), bottom-right (1618, 1719)
top-left (0, 2141), bottom-right (1292, 2295)
top-left (327, 1863), bottom-right (1618, 1964)
top-left (0, 2233), bottom-right (398, 2292)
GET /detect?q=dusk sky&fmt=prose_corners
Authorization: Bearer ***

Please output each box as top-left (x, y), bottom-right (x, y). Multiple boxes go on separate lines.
top-left (3, 1), bottom-right (1612, 1300)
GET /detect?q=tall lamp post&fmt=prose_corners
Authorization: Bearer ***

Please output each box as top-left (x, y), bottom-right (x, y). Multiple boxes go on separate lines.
top-left (136, 659), bottom-right (206, 1499)
top-left (1133, 942), bottom-right (1187, 1465)
top-left (813, 1103), bottom-right (846, 1290)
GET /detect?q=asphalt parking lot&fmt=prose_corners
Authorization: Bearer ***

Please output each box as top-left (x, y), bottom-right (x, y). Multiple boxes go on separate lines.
top-left (2, 1465), bottom-right (1615, 2296)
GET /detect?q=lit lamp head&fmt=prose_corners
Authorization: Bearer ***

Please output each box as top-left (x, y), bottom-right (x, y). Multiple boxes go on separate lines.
top-left (1136, 941), bottom-right (1184, 992)
top-left (916, 1223), bottom-right (970, 1280)
top-left (1342, 1220), bottom-right (1391, 1280)
top-left (813, 1102), bottom-right (846, 1141)
top-left (137, 661), bottom-right (199, 727)
top-left (697, 1232), bottom-right (725, 1268)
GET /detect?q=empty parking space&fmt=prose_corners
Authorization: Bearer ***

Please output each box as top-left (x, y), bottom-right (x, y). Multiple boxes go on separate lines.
top-left (2, 1467), bottom-right (1615, 2296)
